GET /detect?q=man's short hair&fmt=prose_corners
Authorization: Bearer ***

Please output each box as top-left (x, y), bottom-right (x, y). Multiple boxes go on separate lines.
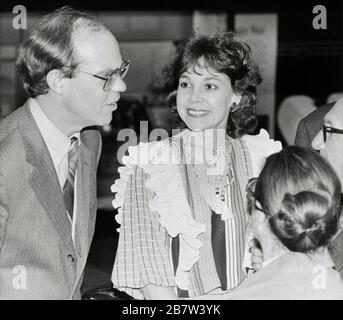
top-left (16, 6), bottom-right (107, 98)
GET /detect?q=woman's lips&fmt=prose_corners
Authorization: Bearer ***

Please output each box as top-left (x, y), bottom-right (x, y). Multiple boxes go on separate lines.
top-left (187, 108), bottom-right (209, 117)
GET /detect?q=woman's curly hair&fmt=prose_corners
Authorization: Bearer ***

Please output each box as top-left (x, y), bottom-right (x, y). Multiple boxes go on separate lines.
top-left (162, 32), bottom-right (262, 138)
top-left (253, 146), bottom-right (342, 253)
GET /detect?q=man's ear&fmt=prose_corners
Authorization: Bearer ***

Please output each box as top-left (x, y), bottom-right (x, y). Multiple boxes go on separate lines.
top-left (46, 69), bottom-right (67, 94)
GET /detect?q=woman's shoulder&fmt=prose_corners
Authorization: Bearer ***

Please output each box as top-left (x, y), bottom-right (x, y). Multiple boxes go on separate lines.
top-left (243, 129), bottom-right (282, 154)
top-left (241, 129), bottom-right (282, 176)
top-left (121, 135), bottom-right (183, 169)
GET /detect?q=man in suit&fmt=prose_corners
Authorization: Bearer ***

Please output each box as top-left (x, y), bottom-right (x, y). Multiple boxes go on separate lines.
top-left (250, 99), bottom-right (343, 278)
top-left (0, 7), bottom-right (128, 299)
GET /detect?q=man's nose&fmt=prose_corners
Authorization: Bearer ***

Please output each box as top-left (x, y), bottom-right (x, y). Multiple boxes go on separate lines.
top-left (311, 130), bottom-right (325, 151)
top-left (109, 77), bottom-right (127, 93)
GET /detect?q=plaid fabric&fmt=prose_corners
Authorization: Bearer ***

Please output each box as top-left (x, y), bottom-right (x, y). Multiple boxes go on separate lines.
top-left (112, 135), bottom-right (253, 298)
top-left (112, 166), bottom-right (175, 299)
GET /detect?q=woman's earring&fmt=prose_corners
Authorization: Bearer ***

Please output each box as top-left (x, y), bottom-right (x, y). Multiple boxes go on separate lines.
top-left (230, 95), bottom-right (241, 112)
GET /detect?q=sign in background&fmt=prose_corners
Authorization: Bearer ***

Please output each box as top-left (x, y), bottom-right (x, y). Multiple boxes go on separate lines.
top-left (235, 14), bottom-right (278, 137)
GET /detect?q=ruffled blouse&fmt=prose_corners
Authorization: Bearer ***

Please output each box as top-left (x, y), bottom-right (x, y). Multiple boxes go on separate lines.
top-left (111, 129), bottom-right (281, 299)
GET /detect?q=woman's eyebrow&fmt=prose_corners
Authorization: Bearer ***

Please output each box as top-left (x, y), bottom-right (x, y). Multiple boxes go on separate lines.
top-left (203, 76), bottom-right (221, 81)
top-left (179, 74), bottom-right (190, 79)
top-left (179, 74), bottom-right (222, 82)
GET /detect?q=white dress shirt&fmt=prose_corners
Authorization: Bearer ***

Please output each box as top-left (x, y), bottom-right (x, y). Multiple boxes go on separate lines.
top-left (29, 98), bottom-right (80, 242)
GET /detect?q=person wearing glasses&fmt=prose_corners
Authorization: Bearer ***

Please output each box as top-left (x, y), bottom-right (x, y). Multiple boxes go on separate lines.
top-left (0, 6), bottom-right (128, 299)
top-left (294, 101), bottom-right (336, 150)
top-left (111, 32), bottom-right (281, 299)
top-left (310, 99), bottom-right (343, 191)
top-left (305, 98), bottom-right (343, 280)
top-left (295, 97), bottom-right (343, 189)
top-left (205, 146), bottom-right (343, 299)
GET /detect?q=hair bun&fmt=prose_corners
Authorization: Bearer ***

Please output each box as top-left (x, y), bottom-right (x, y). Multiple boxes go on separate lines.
top-left (269, 190), bottom-right (338, 253)
top-left (281, 193), bottom-right (296, 212)
top-left (303, 221), bottom-right (320, 234)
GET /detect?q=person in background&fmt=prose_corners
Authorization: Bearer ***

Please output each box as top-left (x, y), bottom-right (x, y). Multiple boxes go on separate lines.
top-left (111, 32), bottom-right (281, 299)
top-left (0, 6), bottom-right (128, 299)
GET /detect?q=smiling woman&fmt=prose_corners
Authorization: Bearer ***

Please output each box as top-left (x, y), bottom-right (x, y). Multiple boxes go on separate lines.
top-left (163, 32), bottom-right (262, 138)
top-left (111, 32), bottom-right (282, 300)
top-left (175, 60), bottom-right (235, 131)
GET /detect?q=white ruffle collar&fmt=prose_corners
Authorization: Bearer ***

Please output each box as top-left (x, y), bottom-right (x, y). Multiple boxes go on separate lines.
top-left (111, 133), bottom-right (206, 290)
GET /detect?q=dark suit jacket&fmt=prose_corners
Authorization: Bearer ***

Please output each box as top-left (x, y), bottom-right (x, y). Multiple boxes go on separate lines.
top-left (0, 101), bottom-right (102, 299)
top-left (294, 102), bottom-right (343, 279)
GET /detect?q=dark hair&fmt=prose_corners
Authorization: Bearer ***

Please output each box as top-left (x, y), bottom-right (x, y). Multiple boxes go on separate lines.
top-left (254, 145), bottom-right (342, 253)
top-left (16, 6), bottom-right (107, 98)
top-left (162, 32), bottom-right (262, 138)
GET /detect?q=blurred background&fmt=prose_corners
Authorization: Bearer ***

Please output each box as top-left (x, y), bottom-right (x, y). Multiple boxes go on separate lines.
top-left (0, 0), bottom-right (342, 296)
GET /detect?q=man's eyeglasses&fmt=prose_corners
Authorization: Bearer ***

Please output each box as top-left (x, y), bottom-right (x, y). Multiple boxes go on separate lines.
top-left (322, 122), bottom-right (343, 142)
top-left (64, 60), bottom-right (130, 91)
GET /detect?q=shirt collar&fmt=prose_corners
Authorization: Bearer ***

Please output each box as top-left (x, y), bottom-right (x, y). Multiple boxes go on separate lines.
top-left (262, 254), bottom-right (283, 268)
top-left (29, 98), bottom-right (81, 163)
top-left (262, 248), bottom-right (335, 269)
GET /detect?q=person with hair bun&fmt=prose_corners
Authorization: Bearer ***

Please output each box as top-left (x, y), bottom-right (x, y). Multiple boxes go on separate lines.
top-left (111, 32), bottom-right (281, 299)
top-left (224, 146), bottom-right (343, 299)
top-left (251, 97), bottom-right (343, 281)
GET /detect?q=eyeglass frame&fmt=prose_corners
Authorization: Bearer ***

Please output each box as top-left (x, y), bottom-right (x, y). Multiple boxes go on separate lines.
top-left (322, 122), bottom-right (343, 142)
top-left (63, 60), bottom-right (130, 91)
top-left (245, 177), bottom-right (267, 215)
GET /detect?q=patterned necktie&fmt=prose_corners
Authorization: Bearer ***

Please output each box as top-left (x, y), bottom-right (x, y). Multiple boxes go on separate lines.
top-left (63, 137), bottom-right (79, 221)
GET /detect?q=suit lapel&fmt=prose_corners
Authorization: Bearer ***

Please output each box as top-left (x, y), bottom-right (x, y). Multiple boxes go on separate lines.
top-left (19, 103), bottom-right (75, 255)
top-left (73, 132), bottom-right (97, 287)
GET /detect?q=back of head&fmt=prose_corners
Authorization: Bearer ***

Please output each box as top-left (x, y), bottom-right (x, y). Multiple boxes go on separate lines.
top-left (16, 6), bottom-right (106, 98)
top-left (255, 145), bottom-right (342, 253)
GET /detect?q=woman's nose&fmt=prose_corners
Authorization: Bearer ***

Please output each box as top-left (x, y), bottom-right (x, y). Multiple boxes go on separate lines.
top-left (311, 130), bottom-right (325, 151)
top-left (190, 87), bottom-right (202, 103)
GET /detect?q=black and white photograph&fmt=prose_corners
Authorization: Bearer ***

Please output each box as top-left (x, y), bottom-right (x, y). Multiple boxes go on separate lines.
top-left (0, 0), bottom-right (342, 308)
